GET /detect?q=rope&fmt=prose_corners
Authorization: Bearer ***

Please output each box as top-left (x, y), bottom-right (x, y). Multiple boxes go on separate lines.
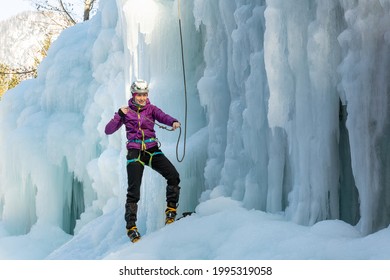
top-left (176, 0), bottom-right (188, 163)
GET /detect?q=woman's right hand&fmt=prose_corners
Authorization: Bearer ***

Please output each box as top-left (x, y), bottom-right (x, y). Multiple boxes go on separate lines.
top-left (120, 106), bottom-right (129, 114)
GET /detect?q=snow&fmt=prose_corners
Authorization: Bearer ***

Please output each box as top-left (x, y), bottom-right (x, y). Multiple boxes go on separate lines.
top-left (0, 11), bottom-right (68, 68)
top-left (1, 196), bottom-right (390, 261)
top-left (1, 0), bottom-right (390, 266)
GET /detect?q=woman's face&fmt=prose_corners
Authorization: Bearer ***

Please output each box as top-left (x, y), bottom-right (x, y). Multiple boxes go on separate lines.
top-left (134, 92), bottom-right (148, 106)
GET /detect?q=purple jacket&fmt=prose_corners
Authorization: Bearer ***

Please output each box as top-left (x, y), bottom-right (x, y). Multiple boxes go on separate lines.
top-left (105, 98), bottom-right (178, 150)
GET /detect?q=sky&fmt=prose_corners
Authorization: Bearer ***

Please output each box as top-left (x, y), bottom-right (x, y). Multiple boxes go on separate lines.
top-left (0, 0), bottom-right (35, 21)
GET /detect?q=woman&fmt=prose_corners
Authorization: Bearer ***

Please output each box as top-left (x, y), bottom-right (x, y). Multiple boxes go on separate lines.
top-left (105, 79), bottom-right (181, 243)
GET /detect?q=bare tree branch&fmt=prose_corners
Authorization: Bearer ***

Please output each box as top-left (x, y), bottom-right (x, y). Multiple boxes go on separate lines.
top-left (0, 69), bottom-right (36, 75)
top-left (58, 0), bottom-right (77, 25)
top-left (30, 0), bottom-right (98, 24)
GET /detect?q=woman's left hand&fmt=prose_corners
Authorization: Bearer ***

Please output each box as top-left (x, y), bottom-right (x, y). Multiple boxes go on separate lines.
top-left (172, 122), bottom-right (181, 130)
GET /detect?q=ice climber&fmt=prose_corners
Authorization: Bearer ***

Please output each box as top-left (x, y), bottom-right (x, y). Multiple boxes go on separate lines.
top-left (105, 79), bottom-right (181, 243)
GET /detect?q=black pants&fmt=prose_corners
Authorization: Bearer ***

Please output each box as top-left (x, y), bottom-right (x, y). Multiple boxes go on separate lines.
top-left (125, 146), bottom-right (180, 229)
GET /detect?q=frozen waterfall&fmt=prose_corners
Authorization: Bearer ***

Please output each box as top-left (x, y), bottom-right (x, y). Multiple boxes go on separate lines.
top-left (0, 0), bottom-right (390, 243)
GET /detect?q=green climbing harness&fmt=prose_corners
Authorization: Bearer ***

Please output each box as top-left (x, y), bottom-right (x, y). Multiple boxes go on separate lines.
top-left (126, 149), bottom-right (164, 167)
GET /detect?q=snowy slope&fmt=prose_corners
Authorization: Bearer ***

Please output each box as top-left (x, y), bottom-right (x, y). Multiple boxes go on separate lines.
top-left (0, 0), bottom-right (390, 260)
top-left (1, 197), bottom-right (390, 259)
top-left (0, 11), bottom-right (68, 68)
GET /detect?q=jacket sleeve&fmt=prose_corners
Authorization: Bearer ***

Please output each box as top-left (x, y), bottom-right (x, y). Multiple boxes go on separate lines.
top-left (105, 112), bottom-right (124, 135)
top-left (152, 105), bottom-right (178, 126)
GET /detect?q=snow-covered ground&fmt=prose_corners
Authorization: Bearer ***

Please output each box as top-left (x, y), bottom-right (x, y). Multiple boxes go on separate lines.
top-left (1, 196), bottom-right (390, 260)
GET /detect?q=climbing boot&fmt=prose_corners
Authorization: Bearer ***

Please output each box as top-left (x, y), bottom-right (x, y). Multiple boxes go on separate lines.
top-left (127, 226), bottom-right (141, 243)
top-left (165, 206), bottom-right (177, 225)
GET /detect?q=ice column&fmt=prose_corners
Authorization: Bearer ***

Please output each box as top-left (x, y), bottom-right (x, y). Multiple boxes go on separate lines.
top-left (265, 0), bottom-right (342, 224)
top-left (338, 0), bottom-right (390, 234)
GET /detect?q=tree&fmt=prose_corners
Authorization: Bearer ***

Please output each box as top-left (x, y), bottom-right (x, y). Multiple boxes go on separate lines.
top-left (0, 64), bottom-right (35, 99)
top-left (0, 64), bottom-right (20, 99)
top-left (83, 0), bottom-right (95, 21)
top-left (31, 0), bottom-right (98, 26)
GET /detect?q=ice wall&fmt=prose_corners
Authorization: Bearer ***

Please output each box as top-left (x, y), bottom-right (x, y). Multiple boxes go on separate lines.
top-left (264, 0), bottom-right (343, 226)
top-left (1, 0), bottom-right (390, 238)
top-left (192, 0), bottom-right (390, 235)
top-left (0, 0), bottom-right (126, 235)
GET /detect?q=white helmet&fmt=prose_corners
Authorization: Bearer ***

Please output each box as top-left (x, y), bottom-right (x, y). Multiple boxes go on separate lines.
top-left (131, 79), bottom-right (149, 94)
